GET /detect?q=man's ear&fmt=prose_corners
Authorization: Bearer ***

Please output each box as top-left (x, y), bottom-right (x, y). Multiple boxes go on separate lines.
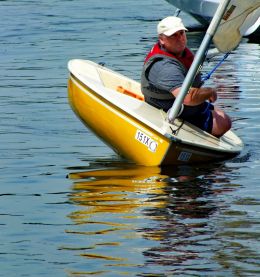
top-left (158, 35), bottom-right (164, 46)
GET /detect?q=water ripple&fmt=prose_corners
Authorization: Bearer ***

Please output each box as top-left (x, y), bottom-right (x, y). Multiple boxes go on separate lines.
top-left (1, 0), bottom-right (260, 276)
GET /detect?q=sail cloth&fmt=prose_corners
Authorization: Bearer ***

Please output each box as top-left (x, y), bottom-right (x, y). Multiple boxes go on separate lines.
top-left (213, 0), bottom-right (260, 53)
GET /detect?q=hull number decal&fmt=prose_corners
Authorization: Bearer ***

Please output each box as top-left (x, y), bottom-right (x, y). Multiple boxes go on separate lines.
top-left (135, 130), bottom-right (158, 152)
top-left (178, 151), bottom-right (192, 162)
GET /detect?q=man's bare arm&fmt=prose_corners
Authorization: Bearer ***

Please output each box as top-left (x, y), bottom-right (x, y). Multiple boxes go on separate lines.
top-left (171, 87), bottom-right (217, 106)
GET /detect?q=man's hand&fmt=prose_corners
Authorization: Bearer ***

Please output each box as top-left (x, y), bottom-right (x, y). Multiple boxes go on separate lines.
top-left (208, 88), bottom-right (217, 103)
top-left (171, 87), bottom-right (217, 106)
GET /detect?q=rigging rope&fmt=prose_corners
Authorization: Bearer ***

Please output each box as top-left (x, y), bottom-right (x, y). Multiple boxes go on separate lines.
top-left (202, 52), bottom-right (231, 82)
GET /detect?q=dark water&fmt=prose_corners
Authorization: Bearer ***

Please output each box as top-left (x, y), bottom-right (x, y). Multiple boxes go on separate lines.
top-left (1, 0), bottom-right (260, 276)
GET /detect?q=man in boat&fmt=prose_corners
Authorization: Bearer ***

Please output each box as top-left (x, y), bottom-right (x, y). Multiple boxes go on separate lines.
top-left (141, 16), bottom-right (231, 137)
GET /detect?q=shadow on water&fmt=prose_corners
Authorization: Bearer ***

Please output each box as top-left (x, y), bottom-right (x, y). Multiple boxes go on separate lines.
top-left (62, 158), bottom-right (258, 276)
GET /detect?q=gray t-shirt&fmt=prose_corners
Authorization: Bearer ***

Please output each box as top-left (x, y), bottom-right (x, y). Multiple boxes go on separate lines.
top-left (147, 58), bottom-right (186, 93)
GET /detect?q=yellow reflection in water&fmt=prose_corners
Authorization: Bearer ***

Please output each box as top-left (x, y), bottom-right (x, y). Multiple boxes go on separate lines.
top-left (68, 166), bottom-right (168, 220)
top-left (64, 164), bottom-right (226, 275)
top-left (64, 165), bottom-right (171, 273)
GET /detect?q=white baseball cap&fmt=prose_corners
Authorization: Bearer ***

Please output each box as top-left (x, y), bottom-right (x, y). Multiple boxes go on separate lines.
top-left (157, 16), bottom-right (187, 36)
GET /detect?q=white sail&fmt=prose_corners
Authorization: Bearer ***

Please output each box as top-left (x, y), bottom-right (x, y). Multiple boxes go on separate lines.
top-left (213, 0), bottom-right (260, 53)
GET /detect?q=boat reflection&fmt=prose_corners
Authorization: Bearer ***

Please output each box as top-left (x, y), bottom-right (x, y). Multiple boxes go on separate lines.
top-left (67, 166), bottom-right (168, 216)
top-left (65, 163), bottom-right (238, 275)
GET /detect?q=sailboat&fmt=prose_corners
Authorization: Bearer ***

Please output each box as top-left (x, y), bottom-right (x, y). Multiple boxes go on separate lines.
top-left (67, 0), bottom-right (259, 166)
top-left (165, 0), bottom-right (260, 37)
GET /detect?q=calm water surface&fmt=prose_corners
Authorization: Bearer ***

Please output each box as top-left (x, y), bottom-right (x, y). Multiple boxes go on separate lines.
top-left (1, 0), bottom-right (260, 276)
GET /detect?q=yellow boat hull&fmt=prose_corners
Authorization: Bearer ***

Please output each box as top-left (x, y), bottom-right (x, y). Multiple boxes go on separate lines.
top-left (68, 76), bottom-right (171, 166)
top-left (67, 59), bottom-right (243, 166)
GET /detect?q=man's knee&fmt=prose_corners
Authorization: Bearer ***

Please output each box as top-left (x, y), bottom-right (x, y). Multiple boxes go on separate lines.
top-left (224, 114), bottom-right (232, 130)
top-left (212, 110), bottom-right (232, 136)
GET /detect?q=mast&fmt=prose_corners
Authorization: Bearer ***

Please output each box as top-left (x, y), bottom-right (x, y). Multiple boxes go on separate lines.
top-left (167, 0), bottom-right (232, 122)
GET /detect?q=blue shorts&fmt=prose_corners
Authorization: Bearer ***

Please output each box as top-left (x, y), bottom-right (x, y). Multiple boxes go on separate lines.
top-left (145, 97), bottom-right (214, 133)
top-left (180, 102), bottom-right (214, 133)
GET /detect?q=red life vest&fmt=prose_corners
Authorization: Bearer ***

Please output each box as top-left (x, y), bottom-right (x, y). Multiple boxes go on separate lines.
top-left (144, 42), bottom-right (194, 70)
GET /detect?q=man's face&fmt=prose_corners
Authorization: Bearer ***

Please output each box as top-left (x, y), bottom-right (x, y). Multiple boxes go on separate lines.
top-left (159, 30), bottom-right (187, 56)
